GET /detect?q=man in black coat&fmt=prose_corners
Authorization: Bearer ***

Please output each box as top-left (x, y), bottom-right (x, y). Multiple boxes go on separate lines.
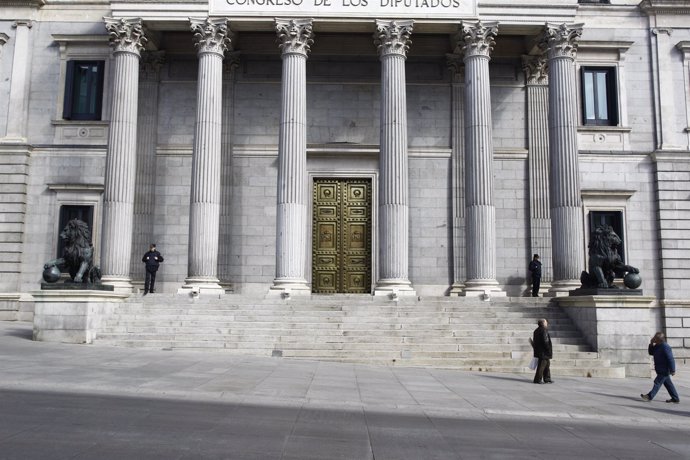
top-left (528, 254), bottom-right (542, 297)
top-left (142, 244), bottom-right (164, 295)
top-left (533, 318), bottom-right (553, 384)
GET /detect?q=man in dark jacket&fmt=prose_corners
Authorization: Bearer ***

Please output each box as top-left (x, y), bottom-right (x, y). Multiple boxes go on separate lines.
top-left (142, 244), bottom-right (164, 295)
top-left (528, 254), bottom-right (542, 297)
top-left (533, 318), bottom-right (553, 384)
top-left (641, 332), bottom-right (679, 403)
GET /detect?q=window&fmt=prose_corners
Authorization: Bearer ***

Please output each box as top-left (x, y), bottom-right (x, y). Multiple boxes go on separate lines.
top-left (63, 60), bottom-right (104, 120)
top-left (57, 205), bottom-right (94, 262)
top-left (589, 210), bottom-right (624, 263)
top-left (581, 67), bottom-right (618, 126)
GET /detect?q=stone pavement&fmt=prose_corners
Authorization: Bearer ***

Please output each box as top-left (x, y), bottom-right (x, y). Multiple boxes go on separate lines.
top-left (0, 320), bottom-right (689, 460)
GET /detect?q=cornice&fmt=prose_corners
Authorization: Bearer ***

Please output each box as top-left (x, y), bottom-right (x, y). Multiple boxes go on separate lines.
top-left (639, 0), bottom-right (690, 15)
top-left (0, 0), bottom-right (44, 7)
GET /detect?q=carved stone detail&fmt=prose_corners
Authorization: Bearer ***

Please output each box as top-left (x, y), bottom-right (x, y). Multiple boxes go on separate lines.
top-left (223, 50), bottom-right (241, 76)
top-left (539, 23), bottom-right (583, 60)
top-left (456, 21), bottom-right (498, 59)
top-left (275, 18), bottom-right (314, 56)
top-left (445, 53), bottom-right (464, 81)
top-left (374, 20), bottom-right (413, 57)
top-left (522, 55), bottom-right (548, 85)
top-left (104, 17), bottom-right (147, 56)
top-left (190, 18), bottom-right (231, 56)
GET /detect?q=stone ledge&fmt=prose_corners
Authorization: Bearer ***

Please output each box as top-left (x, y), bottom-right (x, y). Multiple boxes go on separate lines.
top-left (558, 295), bottom-right (656, 308)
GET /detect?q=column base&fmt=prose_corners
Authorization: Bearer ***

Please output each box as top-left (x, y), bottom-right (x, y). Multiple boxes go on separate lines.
top-left (373, 279), bottom-right (416, 297)
top-left (545, 279), bottom-right (581, 297)
top-left (178, 277), bottom-right (226, 297)
top-left (448, 282), bottom-right (466, 296)
top-left (268, 278), bottom-right (311, 297)
top-left (462, 279), bottom-right (506, 299)
top-left (99, 276), bottom-right (133, 295)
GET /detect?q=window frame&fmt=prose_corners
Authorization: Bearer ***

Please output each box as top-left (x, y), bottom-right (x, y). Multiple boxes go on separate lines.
top-left (63, 60), bottom-right (105, 121)
top-left (580, 66), bottom-right (619, 127)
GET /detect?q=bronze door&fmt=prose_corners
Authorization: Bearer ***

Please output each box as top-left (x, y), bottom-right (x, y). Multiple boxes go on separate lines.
top-left (312, 179), bottom-right (372, 293)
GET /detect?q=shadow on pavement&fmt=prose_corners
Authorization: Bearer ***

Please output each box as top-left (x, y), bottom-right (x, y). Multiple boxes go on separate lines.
top-left (1, 326), bottom-right (33, 340)
top-left (477, 374), bottom-right (531, 384)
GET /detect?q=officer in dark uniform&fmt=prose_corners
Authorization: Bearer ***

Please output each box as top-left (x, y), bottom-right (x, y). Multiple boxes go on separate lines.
top-left (528, 254), bottom-right (542, 297)
top-left (142, 244), bottom-right (164, 295)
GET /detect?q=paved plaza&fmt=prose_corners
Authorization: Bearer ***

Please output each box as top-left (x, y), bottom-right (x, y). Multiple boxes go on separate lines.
top-left (0, 320), bottom-right (688, 459)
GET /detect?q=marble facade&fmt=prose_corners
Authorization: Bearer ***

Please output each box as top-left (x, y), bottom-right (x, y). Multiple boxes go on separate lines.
top-left (1, 1), bottom-right (690, 357)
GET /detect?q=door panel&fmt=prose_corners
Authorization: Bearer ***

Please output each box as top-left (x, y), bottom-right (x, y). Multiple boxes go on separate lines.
top-left (312, 178), bottom-right (372, 293)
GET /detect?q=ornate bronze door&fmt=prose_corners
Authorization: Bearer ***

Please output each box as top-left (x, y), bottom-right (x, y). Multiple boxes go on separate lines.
top-left (312, 179), bottom-right (372, 293)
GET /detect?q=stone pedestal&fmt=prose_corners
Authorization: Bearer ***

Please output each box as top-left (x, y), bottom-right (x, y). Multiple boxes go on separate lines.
top-left (32, 290), bottom-right (129, 344)
top-left (558, 295), bottom-right (656, 377)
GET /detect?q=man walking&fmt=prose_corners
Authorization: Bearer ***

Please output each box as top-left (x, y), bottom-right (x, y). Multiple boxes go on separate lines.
top-left (142, 243), bottom-right (164, 295)
top-left (641, 332), bottom-right (680, 403)
top-left (533, 318), bottom-right (553, 384)
top-left (528, 254), bottom-right (542, 297)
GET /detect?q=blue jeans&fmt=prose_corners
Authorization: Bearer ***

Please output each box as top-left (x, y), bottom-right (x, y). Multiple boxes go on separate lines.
top-left (648, 372), bottom-right (680, 401)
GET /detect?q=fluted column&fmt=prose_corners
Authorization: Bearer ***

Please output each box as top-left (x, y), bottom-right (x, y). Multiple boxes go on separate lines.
top-left (539, 23), bottom-right (585, 294)
top-left (456, 21), bottom-right (504, 297)
top-left (219, 52), bottom-right (240, 291)
top-left (270, 18), bottom-right (314, 295)
top-left (131, 51), bottom-right (164, 283)
top-left (101, 18), bottom-right (147, 292)
top-left (180, 18), bottom-right (231, 296)
top-left (4, 21), bottom-right (32, 141)
top-left (373, 20), bottom-right (416, 297)
top-left (523, 55), bottom-right (552, 292)
top-left (447, 54), bottom-right (466, 295)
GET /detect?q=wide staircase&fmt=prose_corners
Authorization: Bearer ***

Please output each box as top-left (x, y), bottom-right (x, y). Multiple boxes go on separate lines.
top-left (94, 295), bottom-right (626, 378)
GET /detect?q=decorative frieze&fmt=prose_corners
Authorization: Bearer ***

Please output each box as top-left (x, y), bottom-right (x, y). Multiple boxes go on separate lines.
top-left (374, 20), bottom-right (413, 57)
top-left (275, 18), bottom-right (314, 56)
top-left (104, 17), bottom-right (147, 56)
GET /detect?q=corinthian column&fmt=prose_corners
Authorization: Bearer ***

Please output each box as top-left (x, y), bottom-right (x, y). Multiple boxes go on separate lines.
top-left (270, 18), bottom-right (314, 295)
top-left (101, 18), bottom-right (147, 293)
top-left (372, 20), bottom-right (415, 297)
top-left (523, 55), bottom-right (552, 293)
top-left (180, 18), bottom-right (231, 296)
top-left (539, 23), bottom-right (585, 294)
top-left (456, 21), bottom-right (504, 297)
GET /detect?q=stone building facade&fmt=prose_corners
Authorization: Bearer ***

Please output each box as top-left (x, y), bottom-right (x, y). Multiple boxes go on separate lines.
top-left (1, 1), bottom-right (690, 353)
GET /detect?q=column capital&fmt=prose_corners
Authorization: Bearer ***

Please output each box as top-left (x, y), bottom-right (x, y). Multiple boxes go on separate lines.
top-left (12, 20), bottom-right (32, 29)
top-left (224, 50), bottom-right (241, 75)
top-left (190, 18), bottom-right (232, 56)
top-left (445, 53), bottom-right (464, 82)
top-left (456, 21), bottom-right (498, 59)
top-left (374, 19), bottom-right (413, 58)
top-left (139, 50), bottom-right (165, 81)
top-left (275, 18), bottom-right (314, 57)
top-left (522, 54), bottom-right (548, 85)
top-left (104, 17), bottom-right (147, 57)
top-left (539, 23), bottom-right (584, 60)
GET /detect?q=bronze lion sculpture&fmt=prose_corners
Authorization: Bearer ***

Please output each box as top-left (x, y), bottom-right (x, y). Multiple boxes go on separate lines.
top-left (44, 219), bottom-right (102, 284)
top-left (580, 225), bottom-right (638, 289)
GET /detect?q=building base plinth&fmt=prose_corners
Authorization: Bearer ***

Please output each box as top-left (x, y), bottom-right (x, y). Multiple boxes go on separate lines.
top-left (558, 295), bottom-right (657, 378)
top-left (178, 277), bottom-right (226, 297)
top-left (267, 278), bottom-right (311, 297)
top-left (99, 276), bottom-right (133, 295)
top-left (545, 279), bottom-right (581, 297)
top-left (373, 280), bottom-right (416, 297)
top-left (462, 280), bottom-right (506, 299)
top-left (32, 290), bottom-right (129, 344)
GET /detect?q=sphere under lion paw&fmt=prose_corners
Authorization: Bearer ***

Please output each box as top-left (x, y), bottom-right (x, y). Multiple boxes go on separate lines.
top-left (42, 265), bottom-right (61, 283)
top-left (624, 272), bottom-right (642, 289)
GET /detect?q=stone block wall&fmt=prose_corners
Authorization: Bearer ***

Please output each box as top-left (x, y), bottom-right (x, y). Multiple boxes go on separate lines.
top-left (663, 302), bottom-right (690, 362)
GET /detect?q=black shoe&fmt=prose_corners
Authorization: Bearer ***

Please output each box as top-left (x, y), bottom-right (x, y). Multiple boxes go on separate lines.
top-left (533, 381), bottom-right (544, 384)
top-left (544, 380), bottom-right (554, 384)
top-left (666, 399), bottom-right (680, 404)
top-left (143, 291), bottom-right (148, 296)
top-left (150, 290), bottom-right (155, 294)
top-left (641, 394), bottom-right (651, 401)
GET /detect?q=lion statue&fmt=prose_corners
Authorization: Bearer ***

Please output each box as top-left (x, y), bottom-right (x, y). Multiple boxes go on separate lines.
top-left (580, 225), bottom-right (638, 289)
top-left (44, 219), bottom-right (102, 284)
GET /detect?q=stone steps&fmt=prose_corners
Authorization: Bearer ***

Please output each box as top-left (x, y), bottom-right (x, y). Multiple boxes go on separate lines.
top-left (93, 296), bottom-right (625, 378)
